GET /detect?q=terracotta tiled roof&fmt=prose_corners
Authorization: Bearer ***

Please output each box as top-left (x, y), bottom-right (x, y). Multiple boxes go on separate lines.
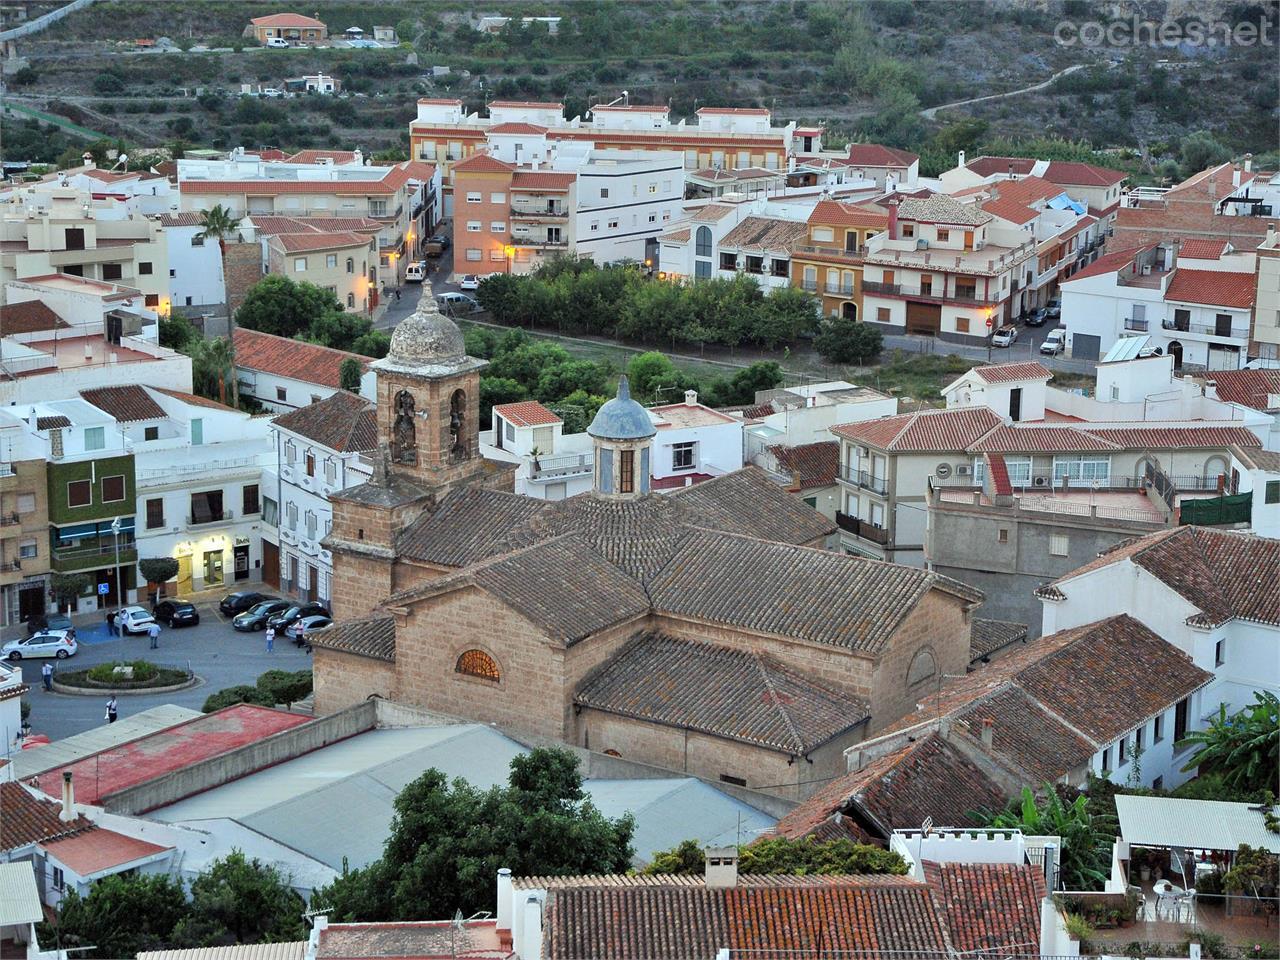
top-left (492, 400), bottom-right (561, 427)
top-left (970, 619), bottom-right (1029, 661)
top-left (284, 150), bottom-right (357, 164)
top-left (965, 157), bottom-right (1037, 178)
top-left (269, 231), bottom-right (371, 254)
top-left (0, 300), bottom-right (68, 335)
top-left (272, 390), bottom-right (375, 452)
top-left (489, 122), bottom-right (548, 135)
top-left (1043, 160), bottom-right (1127, 187)
top-left (234, 327), bottom-right (368, 389)
top-left (1049, 527), bottom-right (1280, 628)
top-left (986, 453), bottom-right (1013, 496)
top-left (511, 171), bottom-right (576, 190)
top-left (79, 385), bottom-right (166, 423)
top-left (574, 632), bottom-right (869, 753)
top-left (251, 13), bottom-right (326, 27)
top-left (767, 441), bottom-right (838, 490)
top-left (1205, 369), bottom-right (1280, 412)
top-left (832, 407), bottom-right (1004, 453)
top-left (248, 215), bottom-right (383, 237)
top-left (154, 211), bottom-right (206, 227)
top-left (845, 143), bottom-right (918, 167)
top-left (395, 486), bottom-right (549, 568)
top-left (771, 734), bottom-right (1009, 842)
top-left (1083, 425), bottom-right (1261, 450)
top-left (719, 216), bottom-right (808, 250)
top-left (41, 828), bottom-right (170, 875)
top-left (416, 98), bottom-right (463, 106)
top-left (691, 204), bottom-right (737, 222)
top-left (981, 196), bottom-right (1038, 225)
top-left (1166, 162), bottom-right (1253, 199)
top-left (1114, 203), bottom-right (1272, 250)
top-left (968, 424), bottom-right (1119, 453)
top-left (666, 466), bottom-right (836, 546)
top-left (971, 361), bottom-right (1052, 384)
top-left (35, 415), bottom-right (71, 430)
top-left (697, 106), bottom-right (770, 116)
top-left (1164, 268), bottom-right (1256, 309)
top-left (1233, 446), bottom-right (1280, 473)
top-left (311, 615), bottom-right (396, 662)
top-left (1060, 244), bottom-right (1151, 283)
top-left (0, 782), bottom-right (93, 851)
top-left (992, 176), bottom-right (1066, 206)
top-left (1179, 239), bottom-right (1228, 260)
top-left (898, 195), bottom-right (992, 227)
top-left (488, 100), bottom-right (563, 110)
top-left (807, 198), bottom-right (889, 229)
top-left (450, 153), bottom-right (516, 174)
top-left (658, 228), bottom-right (691, 243)
top-left (153, 388), bottom-right (237, 411)
top-left (926, 862), bottom-right (1047, 957)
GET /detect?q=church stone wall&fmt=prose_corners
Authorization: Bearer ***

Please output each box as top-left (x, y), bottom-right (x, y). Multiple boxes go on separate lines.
top-left (313, 648), bottom-right (396, 714)
top-left (867, 591), bottom-right (972, 733)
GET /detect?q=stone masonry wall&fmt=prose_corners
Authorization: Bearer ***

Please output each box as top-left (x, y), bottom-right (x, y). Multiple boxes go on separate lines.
top-left (867, 591), bottom-right (972, 733)
top-left (313, 648), bottom-right (396, 714)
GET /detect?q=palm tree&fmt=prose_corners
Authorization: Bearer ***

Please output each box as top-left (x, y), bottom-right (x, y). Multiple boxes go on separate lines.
top-left (196, 204), bottom-right (244, 406)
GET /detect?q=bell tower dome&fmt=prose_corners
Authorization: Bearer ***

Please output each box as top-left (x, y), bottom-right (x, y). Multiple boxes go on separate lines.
top-left (587, 376), bottom-right (655, 500)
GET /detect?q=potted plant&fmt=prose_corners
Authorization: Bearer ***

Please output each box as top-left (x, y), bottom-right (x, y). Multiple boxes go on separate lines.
top-left (1132, 848), bottom-right (1152, 883)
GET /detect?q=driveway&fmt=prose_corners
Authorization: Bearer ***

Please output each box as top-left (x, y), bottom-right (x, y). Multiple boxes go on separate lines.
top-left (13, 599), bottom-right (313, 742)
top-left (880, 322), bottom-right (1091, 376)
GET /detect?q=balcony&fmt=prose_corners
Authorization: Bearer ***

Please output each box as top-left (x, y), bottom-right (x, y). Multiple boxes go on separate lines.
top-left (511, 236), bottom-right (568, 249)
top-left (52, 539), bottom-right (137, 572)
top-left (862, 280), bottom-right (1002, 305)
top-left (1123, 318), bottom-right (1149, 332)
top-left (0, 513), bottom-right (20, 527)
top-left (835, 511), bottom-right (890, 545)
top-left (188, 508), bottom-right (233, 527)
top-left (510, 205), bottom-right (568, 220)
top-left (1161, 318), bottom-right (1245, 339)
top-left (0, 559), bottom-right (20, 573)
top-left (838, 466), bottom-right (889, 495)
top-left (824, 282), bottom-right (855, 296)
top-left (531, 452), bottom-right (592, 480)
top-left (801, 280), bottom-right (818, 292)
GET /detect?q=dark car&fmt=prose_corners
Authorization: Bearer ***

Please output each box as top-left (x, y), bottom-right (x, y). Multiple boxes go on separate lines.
top-left (1024, 307), bottom-right (1049, 327)
top-left (232, 599), bottom-right (292, 632)
top-left (154, 600), bottom-right (200, 627)
top-left (220, 591), bottom-right (274, 616)
top-left (266, 602), bottom-right (330, 633)
top-left (27, 612), bottom-right (73, 636)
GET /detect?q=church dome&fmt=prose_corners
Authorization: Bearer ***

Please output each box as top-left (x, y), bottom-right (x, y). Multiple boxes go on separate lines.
top-left (588, 376), bottom-right (656, 441)
top-left (385, 288), bottom-right (465, 368)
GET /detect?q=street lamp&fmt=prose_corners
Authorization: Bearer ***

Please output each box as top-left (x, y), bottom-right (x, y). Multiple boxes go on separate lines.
top-left (109, 516), bottom-right (122, 614)
top-left (503, 245), bottom-right (516, 275)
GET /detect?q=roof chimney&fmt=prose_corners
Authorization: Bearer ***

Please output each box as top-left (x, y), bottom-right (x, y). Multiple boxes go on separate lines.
top-left (980, 717), bottom-right (995, 751)
top-left (1244, 153), bottom-right (1253, 173)
top-left (496, 868), bottom-right (513, 939)
top-left (958, 150), bottom-right (966, 168)
top-left (684, 389), bottom-right (698, 407)
top-left (1267, 223), bottom-right (1277, 246)
top-left (887, 197), bottom-right (899, 241)
top-left (1232, 165), bottom-right (1241, 189)
top-left (1042, 842), bottom-right (1058, 894)
top-left (847, 747), bottom-right (865, 771)
top-left (704, 846), bottom-right (739, 889)
top-left (520, 894), bottom-right (543, 960)
top-left (82, 152), bottom-right (95, 170)
top-left (60, 771), bottom-right (76, 822)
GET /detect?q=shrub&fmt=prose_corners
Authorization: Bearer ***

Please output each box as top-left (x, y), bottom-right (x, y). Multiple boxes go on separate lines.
top-left (255, 670), bottom-right (312, 708)
top-left (203, 685), bottom-right (273, 713)
top-left (88, 661), bottom-right (158, 683)
top-left (138, 558), bottom-right (180, 586)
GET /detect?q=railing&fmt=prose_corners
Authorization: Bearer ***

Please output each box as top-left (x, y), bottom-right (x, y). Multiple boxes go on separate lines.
top-left (1123, 318), bottom-right (1149, 332)
top-left (861, 280), bottom-right (1001, 305)
top-left (1161, 318), bottom-right (1245, 339)
top-left (510, 206), bottom-right (567, 219)
top-left (531, 452), bottom-right (592, 479)
top-left (835, 511), bottom-right (890, 545)
top-left (0, 464), bottom-right (15, 478)
top-left (187, 509), bottom-right (233, 526)
top-left (793, 243), bottom-right (865, 259)
top-left (824, 282), bottom-right (855, 295)
top-left (838, 465), bottom-right (889, 495)
top-left (800, 280), bottom-right (817, 292)
top-left (511, 237), bottom-right (568, 248)
top-left (52, 540), bottom-right (136, 560)
top-left (136, 456), bottom-right (263, 480)
top-left (0, 559), bottom-right (20, 572)
top-left (0, 513), bottom-right (20, 526)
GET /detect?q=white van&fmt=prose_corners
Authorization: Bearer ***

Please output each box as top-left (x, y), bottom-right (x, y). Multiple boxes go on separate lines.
top-left (404, 261), bottom-right (426, 283)
top-left (1040, 328), bottom-right (1067, 356)
top-left (265, 37), bottom-right (290, 48)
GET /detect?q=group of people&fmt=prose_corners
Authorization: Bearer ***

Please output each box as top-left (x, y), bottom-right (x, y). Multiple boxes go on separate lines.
top-left (103, 610), bottom-right (162, 649)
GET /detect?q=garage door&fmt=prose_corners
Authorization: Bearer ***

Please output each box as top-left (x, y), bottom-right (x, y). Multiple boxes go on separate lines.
top-left (1072, 333), bottom-right (1100, 361)
top-left (905, 301), bottom-right (942, 336)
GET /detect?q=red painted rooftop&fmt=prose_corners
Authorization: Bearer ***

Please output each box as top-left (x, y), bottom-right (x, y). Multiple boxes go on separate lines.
top-left (37, 704), bottom-right (310, 805)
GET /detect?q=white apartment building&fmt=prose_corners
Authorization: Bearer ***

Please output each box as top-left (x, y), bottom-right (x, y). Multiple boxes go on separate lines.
top-left (267, 391), bottom-right (374, 605)
top-left (1255, 223), bottom-right (1280, 361)
top-left (155, 212), bottom-right (227, 315)
top-left (1230, 446), bottom-right (1280, 538)
top-left (860, 194), bottom-right (1036, 340)
top-left (648, 390), bottom-right (743, 489)
top-left (233, 328), bottom-right (375, 414)
top-left (482, 401), bottom-right (593, 501)
top-left (1059, 241), bottom-right (1256, 368)
top-left (939, 152), bottom-right (1128, 229)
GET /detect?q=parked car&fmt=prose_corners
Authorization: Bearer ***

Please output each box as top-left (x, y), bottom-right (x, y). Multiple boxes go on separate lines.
top-left (233, 600), bottom-right (293, 632)
top-left (220, 591), bottom-right (275, 616)
top-left (265, 37), bottom-right (290, 48)
top-left (458, 274), bottom-right (480, 291)
top-left (266, 602), bottom-right (330, 633)
top-left (1040, 328), bottom-right (1067, 355)
top-left (1024, 307), bottom-right (1049, 327)
top-left (992, 325), bottom-right (1018, 347)
top-left (1046, 298), bottom-right (1061, 319)
top-left (438, 292), bottom-right (480, 315)
top-left (27, 612), bottom-right (73, 637)
top-left (288, 614), bottom-right (333, 645)
top-left (4, 629), bottom-right (77, 660)
top-left (118, 606), bottom-right (156, 635)
top-left (404, 261), bottom-right (426, 283)
top-left (154, 600), bottom-right (200, 628)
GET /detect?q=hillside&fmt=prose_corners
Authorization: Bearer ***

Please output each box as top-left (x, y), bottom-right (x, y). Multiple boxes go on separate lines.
top-left (1, 0), bottom-right (1275, 170)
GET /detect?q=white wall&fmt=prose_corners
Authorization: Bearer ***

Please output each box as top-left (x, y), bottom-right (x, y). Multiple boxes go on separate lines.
top-left (239, 368), bottom-right (375, 414)
top-left (1087, 690), bottom-right (1205, 791)
top-left (163, 224), bottom-right (226, 311)
top-left (652, 421), bottom-right (742, 481)
top-left (572, 154), bottom-right (684, 265)
top-left (1232, 455), bottom-right (1280, 537)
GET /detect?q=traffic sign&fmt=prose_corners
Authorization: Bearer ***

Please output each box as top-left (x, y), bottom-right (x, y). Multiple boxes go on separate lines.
top-left (98, 582), bottom-right (110, 595)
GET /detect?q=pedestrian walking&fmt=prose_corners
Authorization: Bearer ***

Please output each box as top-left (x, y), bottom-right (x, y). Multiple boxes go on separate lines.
top-left (112, 611), bottom-right (123, 637)
top-left (105, 609), bottom-right (117, 636)
top-left (394, 287), bottom-right (402, 301)
top-left (41, 662), bottom-right (53, 692)
top-left (105, 696), bottom-right (118, 724)
top-left (148, 621), bottom-right (161, 650)
top-left (265, 626), bottom-right (275, 653)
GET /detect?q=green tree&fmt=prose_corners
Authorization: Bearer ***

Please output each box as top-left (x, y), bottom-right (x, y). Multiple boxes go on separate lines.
top-left (183, 336), bottom-right (235, 406)
top-left (172, 852), bottom-right (306, 947)
top-left (815, 316), bottom-right (884, 364)
top-left (644, 836), bottom-right (908, 876)
top-left (339, 357), bottom-right (363, 393)
top-left (534, 359), bottom-right (610, 404)
top-left (479, 377), bottom-right (528, 428)
top-left (49, 573), bottom-right (91, 611)
top-left (476, 273), bottom-right (525, 325)
top-left (626, 351), bottom-right (679, 401)
top-left (203, 684), bottom-right (274, 713)
top-left (159, 311), bottom-right (199, 350)
top-left (1178, 692), bottom-right (1279, 794)
top-left (315, 748), bottom-right (633, 921)
top-left (755, 287), bottom-right (819, 348)
top-left (550, 389), bottom-right (607, 434)
top-left (39, 874), bottom-right (190, 959)
top-left (1179, 131), bottom-right (1232, 178)
top-left (351, 330), bottom-right (390, 359)
top-left (256, 669), bottom-right (313, 708)
top-left (236, 275), bottom-right (343, 341)
top-left (197, 204), bottom-right (244, 404)
top-left (138, 558), bottom-right (179, 593)
top-left (974, 785), bottom-right (1115, 889)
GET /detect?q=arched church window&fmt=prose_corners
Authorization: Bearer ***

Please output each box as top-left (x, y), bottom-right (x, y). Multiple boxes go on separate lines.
top-left (449, 389), bottom-right (467, 460)
top-left (906, 647), bottom-right (937, 687)
top-left (392, 390), bottom-right (417, 464)
top-left (456, 649), bottom-right (500, 682)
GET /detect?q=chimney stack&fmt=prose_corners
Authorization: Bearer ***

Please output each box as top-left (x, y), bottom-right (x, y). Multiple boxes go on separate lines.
top-left (1232, 165), bottom-right (1242, 189)
top-left (979, 717), bottom-right (994, 751)
top-left (1267, 223), bottom-right (1276, 246)
top-left (958, 150), bottom-right (966, 168)
top-left (684, 389), bottom-right (698, 407)
top-left (847, 747), bottom-right (864, 771)
top-left (60, 771), bottom-right (75, 822)
top-left (496, 868), bottom-right (513, 944)
top-left (704, 846), bottom-right (739, 889)
top-left (1042, 841), bottom-right (1058, 893)
top-left (520, 894), bottom-right (543, 960)
top-left (1244, 153), bottom-right (1253, 173)
top-left (887, 197), bottom-right (899, 241)
top-left (82, 152), bottom-right (95, 170)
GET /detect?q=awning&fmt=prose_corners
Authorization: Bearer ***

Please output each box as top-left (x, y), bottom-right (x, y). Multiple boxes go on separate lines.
top-left (1115, 795), bottom-right (1280, 853)
top-left (0, 862), bottom-right (43, 927)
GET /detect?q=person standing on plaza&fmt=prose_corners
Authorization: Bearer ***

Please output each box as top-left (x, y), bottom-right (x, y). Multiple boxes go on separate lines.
top-left (105, 695), bottom-right (118, 724)
top-left (41, 661), bottom-right (53, 692)
top-left (105, 609), bottom-right (117, 636)
top-left (265, 625), bottom-right (274, 653)
top-left (148, 620), bottom-right (161, 650)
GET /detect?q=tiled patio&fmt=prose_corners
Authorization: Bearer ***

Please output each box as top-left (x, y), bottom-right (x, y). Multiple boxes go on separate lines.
top-left (1088, 880), bottom-right (1278, 954)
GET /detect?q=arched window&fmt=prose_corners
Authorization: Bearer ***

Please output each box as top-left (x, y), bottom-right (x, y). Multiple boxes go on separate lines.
top-left (456, 649), bottom-right (500, 682)
top-left (345, 257), bottom-right (354, 274)
top-left (906, 647), bottom-right (937, 687)
top-left (1203, 455), bottom-right (1229, 486)
top-left (449, 389), bottom-right (467, 460)
top-left (695, 225), bottom-right (712, 257)
top-left (1134, 456), bottom-right (1160, 481)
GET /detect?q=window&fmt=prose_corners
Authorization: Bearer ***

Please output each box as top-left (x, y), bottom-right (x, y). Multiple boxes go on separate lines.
top-left (262, 497), bottom-right (278, 526)
top-left (466, 192), bottom-right (482, 203)
top-left (16, 494), bottom-right (34, 514)
top-left (305, 510), bottom-right (317, 538)
top-left (590, 221), bottom-right (599, 232)
top-left (347, 293), bottom-right (355, 308)
top-left (1266, 480), bottom-right (1280, 504)
top-left (600, 187), bottom-right (609, 198)
top-left (720, 773), bottom-right (747, 787)
top-left (305, 451), bottom-right (316, 477)
top-left (1152, 776), bottom-right (1163, 791)
top-left (466, 248), bottom-right (482, 261)
top-left (955, 317), bottom-right (970, 334)
top-left (1174, 697), bottom-right (1190, 744)
top-left (720, 252), bottom-right (737, 271)
top-left (877, 307), bottom-right (891, 322)
top-left (672, 442), bottom-right (695, 471)
top-left (52, 866), bottom-right (64, 892)
top-left (138, 261), bottom-right (153, 275)
top-left (101, 475), bottom-right (125, 503)
top-left (368, 199), bottom-right (387, 217)
top-left (310, 395), bottom-right (321, 405)
top-left (607, 219), bottom-right (619, 229)
top-left (1215, 639), bottom-right (1225, 666)
top-left (456, 649), bottom-right (500, 681)
top-left (1100, 747), bottom-right (1110, 772)
top-left (937, 229), bottom-right (950, 242)
top-left (648, 182), bottom-right (658, 194)
top-left (190, 490), bottom-right (223, 524)
top-left (191, 418), bottom-right (203, 445)
top-left (490, 192), bottom-right (506, 204)
top-left (466, 221), bottom-right (481, 232)
top-left (286, 501), bottom-right (298, 530)
top-left (803, 496), bottom-right (818, 508)
top-left (324, 459), bottom-right (337, 484)
top-left (276, 387), bottom-right (288, 402)
top-left (1052, 455), bottom-right (1110, 485)
top-left (1050, 533), bottom-right (1069, 556)
top-left (18, 540), bottom-right (36, 559)
top-left (84, 426), bottom-right (105, 451)
top-left (694, 260), bottom-right (712, 279)
top-left (146, 498), bottom-right (164, 529)
top-left (144, 426), bottom-right (159, 441)
top-left (67, 479), bottom-right (91, 507)
top-left (491, 221), bottom-right (506, 233)
top-left (243, 484), bottom-right (260, 515)
top-left (144, 294), bottom-right (159, 308)
top-left (1119, 736), bottom-right (1128, 764)
top-left (490, 250), bottom-right (505, 261)
top-left (902, 223), bottom-right (915, 238)
top-left (619, 449), bottom-right (635, 494)
top-left (997, 528), bottom-right (1008, 543)
top-left (346, 257), bottom-right (354, 274)
top-left (294, 258), bottom-right (308, 272)
top-left (907, 647), bottom-right (937, 686)
top-left (1154, 713), bottom-right (1165, 743)
top-left (1135, 726), bottom-right (1144, 752)
top-left (191, 235), bottom-right (205, 247)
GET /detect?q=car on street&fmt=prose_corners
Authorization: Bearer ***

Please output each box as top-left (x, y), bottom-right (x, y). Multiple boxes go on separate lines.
top-left (27, 612), bottom-right (73, 636)
top-left (288, 614), bottom-right (333, 645)
top-left (1046, 298), bottom-right (1061, 319)
top-left (4, 629), bottom-right (77, 660)
top-left (1024, 307), bottom-right (1049, 327)
top-left (118, 606), bottom-right (156, 635)
top-left (233, 599), bottom-right (293, 632)
top-left (438, 292), bottom-right (480, 315)
top-left (154, 600), bottom-right (200, 628)
top-left (265, 37), bottom-right (290, 48)
top-left (220, 591), bottom-right (276, 616)
top-left (266, 602), bottom-right (330, 633)
top-left (404, 261), bottom-right (426, 283)
top-left (992, 325), bottom-right (1018, 347)
top-left (1040, 328), bottom-right (1067, 355)
top-left (458, 274), bottom-right (480, 291)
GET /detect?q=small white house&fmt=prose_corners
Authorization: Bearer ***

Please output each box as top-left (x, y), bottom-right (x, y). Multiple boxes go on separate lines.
top-left (157, 212), bottom-right (227, 315)
top-left (1230, 446), bottom-right (1280, 538)
top-left (39, 828), bottom-right (173, 908)
top-left (648, 391), bottom-right (743, 489)
top-left (483, 401), bottom-right (593, 502)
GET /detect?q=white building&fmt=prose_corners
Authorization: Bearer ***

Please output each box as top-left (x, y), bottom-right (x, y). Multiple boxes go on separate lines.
top-left (0, 659), bottom-right (24, 749)
top-left (1039, 526), bottom-right (1278, 728)
top-left (939, 152), bottom-right (1128, 230)
top-left (1230, 446), bottom-right (1280, 537)
top-left (482, 401), bottom-right (593, 501)
top-left (234, 328), bottom-right (375, 414)
top-left (155, 212), bottom-right (227, 315)
top-left (268, 390), bottom-right (374, 605)
top-left (648, 390), bottom-right (744, 489)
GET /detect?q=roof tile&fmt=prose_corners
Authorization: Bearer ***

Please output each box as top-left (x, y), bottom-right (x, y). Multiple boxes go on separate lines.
top-left (234, 328), bottom-right (368, 390)
top-left (272, 390), bottom-right (376, 453)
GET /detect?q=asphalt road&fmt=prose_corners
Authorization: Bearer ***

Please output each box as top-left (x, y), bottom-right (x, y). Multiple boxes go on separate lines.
top-left (14, 599), bottom-right (312, 742)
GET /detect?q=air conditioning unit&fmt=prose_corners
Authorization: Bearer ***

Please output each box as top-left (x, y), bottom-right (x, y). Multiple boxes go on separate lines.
top-left (956, 464), bottom-right (971, 477)
top-left (735, 256), bottom-right (745, 270)
top-left (974, 240), bottom-right (985, 251)
top-left (1033, 476), bottom-right (1049, 488)
top-left (916, 238), bottom-right (929, 250)
top-left (935, 463), bottom-right (953, 479)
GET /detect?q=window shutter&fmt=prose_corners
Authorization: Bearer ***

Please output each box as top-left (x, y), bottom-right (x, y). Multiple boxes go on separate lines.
top-left (598, 450), bottom-right (613, 493)
top-left (639, 448), bottom-right (650, 493)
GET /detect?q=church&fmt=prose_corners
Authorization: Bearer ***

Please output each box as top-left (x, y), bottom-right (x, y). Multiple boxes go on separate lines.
top-left (313, 291), bottom-right (982, 799)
